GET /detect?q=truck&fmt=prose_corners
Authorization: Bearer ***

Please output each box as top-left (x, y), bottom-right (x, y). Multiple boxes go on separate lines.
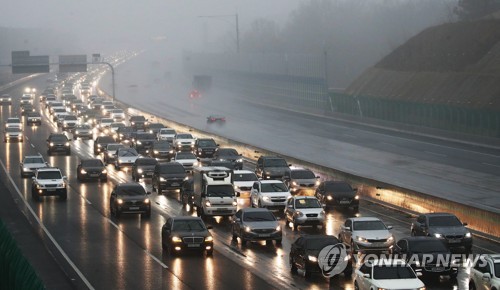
top-left (193, 167), bottom-right (237, 218)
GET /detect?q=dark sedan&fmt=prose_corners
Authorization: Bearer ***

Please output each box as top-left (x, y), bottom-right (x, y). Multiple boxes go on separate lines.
top-left (77, 159), bottom-right (107, 182)
top-left (161, 216), bottom-right (213, 256)
top-left (149, 140), bottom-right (174, 160)
top-left (109, 183), bottom-right (151, 218)
top-left (94, 136), bottom-right (115, 155)
top-left (315, 181), bottom-right (359, 211)
top-left (213, 148), bottom-right (243, 170)
top-left (231, 208), bottom-right (282, 246)
top-left (131, 157), bottom-right (158, 181)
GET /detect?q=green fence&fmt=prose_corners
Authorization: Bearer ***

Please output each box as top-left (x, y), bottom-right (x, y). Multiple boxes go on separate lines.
top-left (0, 219), bottom-right (46, 290)
top-left (330, 92), bottom-right (500, 138)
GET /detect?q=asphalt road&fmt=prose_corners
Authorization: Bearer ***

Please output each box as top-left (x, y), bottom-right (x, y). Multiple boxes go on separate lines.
top-left (0, 73), bottom-right (498, 290)
top-left (100, 48), bottom-right (500, 213)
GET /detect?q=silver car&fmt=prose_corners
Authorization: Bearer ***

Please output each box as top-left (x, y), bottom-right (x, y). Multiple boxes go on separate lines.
top-left (20, 155), bottom-right (49, 177)
top-left (283, 167), bottom-right (320, 194)
top-left (339, 217), bottom-right (394, 253)
top-left (284, 196), bottom-right (325, 231)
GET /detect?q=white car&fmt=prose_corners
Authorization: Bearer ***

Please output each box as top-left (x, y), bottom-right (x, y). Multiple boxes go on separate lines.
top-left (110, 109), bottom-right (125, 122)
top-left (250, 180), bottom-right (291, 209)
top-left (30, 167), bottom-right (68, 201)
top-left (157, 128), bottom-right (176, 142)
top-left (62, 115), bottom-right (78, 130)
top-left (20, 155), bottom-right (49, 177)
top-left (172, 152), bottom-right (199, 172)
top-left (174, 133), bottom-right (196, 151)
top-left (20, 95), bottom-right (33, 105)
top-left (339, 217), bottom-right (394, 253)
top-left (470, 254), bottom-right (500, 290)
top-left (114, 148), bottom-right (140, 170)
top-left (284, 196), bottom-right (325, 231)
top-left (232, 170), bottom-right (258, 197)
top-left (5, 117), bottom-right (22, 128)
top-left (98, 118), bottom-right (114, 134)
top-left (4, 127), bottom-right (23, 142)
top-left (354, 259), bottom-right (425, 290)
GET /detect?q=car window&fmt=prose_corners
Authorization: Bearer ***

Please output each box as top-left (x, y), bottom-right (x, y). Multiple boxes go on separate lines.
top-left (325, 182), bottom-right (352, 191)
top-left (198, 140), bottom-right (217, 147)
top-left (176, 134), bottom-right (193, 139)
top-left (260, 182), bottom-right (288, 192)
top-left (372, 265), bottom-right (416, 279)
top-left (50, 135), bottom-right (68, 142)
top-left (25, 157), bottom-right (44, 164)
top-left (118, 149), bottom-right (138, 157)
top-left (353, 221), bottom-right (387, 231)
top-left (217, 149), bottom-right (238, 156)
top-left (159, 165), bottom-right (185, 174)
top-left (38, 171), bottom-right (62, 179)
top-left (233, 173), bottom-right (258, 182)
top-left (81, 160), bottom-right (103, 167)
top-left (176, 153), bottom-right (196, 159)
top-left (117, 187), bottom-right (146, 196)
top-left (243, 211), bottom-right (276, 222)
top-left (172, 220), bottom-right (206, 232)
top-left (295, 198), bottom-right (321, 209)
top-left (136, 158), bottom-right (157, 165)
top-left (428, 216), bottom-right (462, 227)
top-left (291, 170), bottom-right (316, 179)
top-left (263, 158), bottom-right (288, 167)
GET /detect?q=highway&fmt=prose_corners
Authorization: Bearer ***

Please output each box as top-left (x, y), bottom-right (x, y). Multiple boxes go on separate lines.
top-left (0, 70), bottom-right (499, 290)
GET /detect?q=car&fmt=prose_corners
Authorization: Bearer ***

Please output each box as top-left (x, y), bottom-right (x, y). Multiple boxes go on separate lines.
top-left (411, 212), bottom-right (472, 253)
top-left (232, 170), bottom-right (258, 197)
top-left (129, 115), bottom-right (148, 130)
top-left (339, 217), bottom-right (394, 254)
top-left (93, 136), bottom-right (115, 155)
top-left (0, 94), bottom-right (12, 105)
top-left (157, 127), bottom-right (176, 142)
top-left (469, 254), bottom-right (500, 290)
top-left (132, 132), bottom-right (156, 153)
top-left (207, 160), bottom-right (235, 169)
top-left (61, 115), bottom-right (78, 130)
top-left (47, 133), bottom-right (71, 155)
top-left (114, 148), bottom-right (140, 170)
top-left (5, 117), bottom-right (22, 129)
top-left (250, 180), bottom-right (291, 209)
top-left (44, 95), bottom-right (57, 107)
top-left (77, 159), bottom-right (107, 182)
top-left (212, 148), bottom-right (243, 170)
top-left (131, 157), bottom-right (158, 181)
top-left (109, 183), bottom-right (151, 218)
top-left (20, 104), bottom-right (35, 115)
top-left (315, 181), bottom-right (359, 211)
top-left (20, 155), bottom-right (48, 177)
top-left (206, 115), bottom-right (225, 123)
top-left (103, 143), bottom-right (126, 165)
top-left (161, 216), bottom-right (214, 256)
top-left (52, 108), bottom-right (69, 123)
top-left (194, 138), bottom-right (219, 158)
top-left (172, 152), bottom-right (199, 172)
top-left (284, 196), bottom-right (325, 231)
top-left (147, 122), bottom-right (165, 135)
top-left (283, 167), bottom-right (320, 194)
top-left (231, 208), bottom-right (282, 246)
top-left (26, 112), bottom-right (42, 126)
top-left (116, 126), bottom-right (135, 143)
top-left (20, 95), bottom-right (33, 105)
top-left (31, 168), bottom-right (67, 201)
top-left (255, 156), bottom-right (291, 180)
top-left (149, 140), bottom-right (174, 160)
top-left (290, 235), bottom-right (352, 279)
top-left (110, 109), bottom-right (125, 122)
top-left (4, 127), bottom-right (23, 142)
top-left (101, 105), bottom-right (116, 117)
top-left (392, 236), bottom-right (457, 277)
top-left (173, 133), bottom-right (196, 152)
top-left (98, 118), bottom-right (114, 134)
top-left (109, 122), bottom-right (125, 137)
top-left (152, 162), bottom-right (187, 193)
top-left (71, 124), bottom-right (93, 139)
top-left (354, 259), bottom-right (425, 290)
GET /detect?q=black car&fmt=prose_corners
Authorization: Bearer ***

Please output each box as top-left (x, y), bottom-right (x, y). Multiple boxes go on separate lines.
top-left (26, 112), bottom-right (42, 126)
top-left (231, 208), bottom-right (282, 246)
top-left (289, 235), bottom-right (352, 279)
top-left (21, 104), bottom-right (35, 115)
top-left (77, 159), bottom-right (107, 182)
top-left (212, 148), bottom-right (243, 170)
top-left (71, 124), bottom-right (93, 140)
top-left (94, 136), bottom-right (115, 155)
top-left (129, 115), bottom-right (148, 130)
top-left (411, 213), bottom-right (472, 253)
top-left (148, 122), bottom-right (165, 135)
top-left (133, 132), bottom-right (156, 153)
top-left (255, 156), bottom-right (291, 180)
top-left (392, 236), bottom-right (457, 277)
top-left (152, 162), bottom-right (187, 194)
top-left (131, 157), bottom-right (158, 181)
top-left (315, 181), bottom-right (359, 211)
top-left (207, 160), bottom-right (235, 169)
top-left (47, 133), bottom-right (71, 155)
top-left (109, 183), bottom-right (151, 218)
top-left (149, 140), bottom-right (174, 160)
top-left (117, 126), bottom-right (135, 143)
top-left (194, 138), bottom-right (219, 158)
top-left (161, 216), bottom-right (213, 256)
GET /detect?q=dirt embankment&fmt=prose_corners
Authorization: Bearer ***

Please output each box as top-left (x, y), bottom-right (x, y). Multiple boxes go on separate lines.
top-left (345, 19), bottom-right (500, 110)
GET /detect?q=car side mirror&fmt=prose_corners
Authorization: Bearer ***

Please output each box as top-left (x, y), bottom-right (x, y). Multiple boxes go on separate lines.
top-left (353, 188), bottom-right (358, 191)
top-left (235, 218), bottom-right (241, 222)
top-left (362, 273), bottom-right (370, 278)
top-left (276, 217), bottom-right (281, 221)
top-left (216, 144), bottom-right (220, 147)
top-left (235, 192), bottom-right (240, 197)
top-left (482, 272), bottom-right (492, 281)
top-left (387, 226), bottom-right (393, 230)
top-left (207, 225), bottom-right (213, 230)
top-left (322, 204), bottom-right (326, 208)
top-left (63, 176), bottom-right (67, 180)
top-left (287, 205), bottom-right (293, 208)
top-left (316, 176), bottom-right (320, 179)
top-left (288, 164), bottom-right (292, 166)
top-left (31, 176), bottom-right (36, 180)
top-left (239, 154), bottom-right (242, 156)
top-left (416, 271), bottom-right (423, 277)
top-left (343, 226), bottom-right (351, 231)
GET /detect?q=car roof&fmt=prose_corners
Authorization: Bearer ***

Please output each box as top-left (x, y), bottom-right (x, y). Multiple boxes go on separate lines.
top-left (421, 212), bottom-right (457, 217)
top-left (116, 183), bottom-right (143, 188)
top-left (241, 208), bottom-right (273, 213)
top-left (259, 180), bottom-right (285, 184)
top-left (36, 167), bottom-right (60, 172)
top-left (349, 217), bottom-right (382, 222)
top-left (171, 216), bottom-right (203, 221)
top-left (24, 155), bottom-right (43, 159)
top-left (233, 170), bottom-right (254, 174)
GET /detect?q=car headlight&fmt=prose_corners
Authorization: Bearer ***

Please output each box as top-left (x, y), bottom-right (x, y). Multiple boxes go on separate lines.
top-left (387, 235), bottom-right (394, 242)
top-left (159, 177), bottom-right (166, 182)
top-left (57, 183), bottom-right (65, 187)
top-left (117, 198), bottom-right (124, 204)
top-left (193, 161), bottom-right (199, 166)
top-left (418, 288), bottom-right (426, 290)
top-left (108, 152), bottom-right (114, 157)
top-left (137, 168), bottom-right (143, 174)
top-left (232, 201), bottom-right (237, 206)
top-left (75, 131), bottom-right (79, 134)
top-left (434, 233), bottom-right (443, 239)
top-left (234, 185), bottom-right (239, 190)
top-left (315, 180), bottom-right (321, 186)
top-left (275, 225), bottom-right (281, 231)
top-left (295, 211), bottom-right (304, 217)
top-left (355, 195), bottom-right (360, 200)
top-left (319, 210), bottom-right (325, 216)
top-left (154, 150), bottom-right (159, 154)
top-left (137, 141), bottom-right (142, 145)
top-left (65, 142), bottom-right (70, 146)
top-left (205, 201), bottom-right (211, 207)
top-left (183, 176), bottom-right (189, 181)
top-left (49, 142), bottom-right (54, 146)
top-left (97, 144), bottom-right (102, 148)
top-left (190, 141), bottom-right (195, 145)
top-left (205, 236), bottom-right (213, 242)
top-left (465, 232), bottom-right (472, 238)
top-left (291, 181), bottom-right (297, 186)
top-left (144, 198), bottom-right (150, 204)
top-left (262, 196), bottom-right (270, 201)
top-left (244, 226), bottom-right (251, 233)
top-left (80, 169), bottom-right (87, 174)
top-left (102, 169), bottom-right (107, 174)
top-left (308, 255), bottom-right (318, 262)
top-left (357, 236), bottom-right (368, 243)
top-left (237, 158), bottom-right (243, 162)
top-left (172, 236), bottom-right (182, 243)
top-left (131, 122), bottom-right (135, 125)
top-left (327, 195), bottom-right (333, 200)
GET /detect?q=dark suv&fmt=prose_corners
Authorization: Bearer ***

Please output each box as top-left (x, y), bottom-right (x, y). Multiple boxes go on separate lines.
top-left (117, 126), bottom-right (135, 143)
top-left (255, 156), bottom-right (290, 180)
top-left (109, 183), bottom-right (151, 218)
top-left (93, 136), bottom-right (116, 155)
top-left (129, 115), bottom-right (148, 130)
top-left (149, 140), bottom-right (174, 160)
top-left (133, 132), bottom-right (156, 153)
top-left (152, 162), bottom-right (187, 194)
top-left (315, 181), bottom-right (359, 211)
top-left (194, 138), bottom-right (218, 158)
top-left (47, 133), bottom-right (71, 155)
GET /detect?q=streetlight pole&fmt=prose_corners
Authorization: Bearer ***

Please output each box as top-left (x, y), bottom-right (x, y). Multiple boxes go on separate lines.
top-left (198, 13), bottom-right (240, 53)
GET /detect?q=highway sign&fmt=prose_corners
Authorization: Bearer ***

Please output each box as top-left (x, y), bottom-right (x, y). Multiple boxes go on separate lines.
top-left (59, 55), bottom-right (87, 73)
top-left (11, 51), bottom-right (50, 74)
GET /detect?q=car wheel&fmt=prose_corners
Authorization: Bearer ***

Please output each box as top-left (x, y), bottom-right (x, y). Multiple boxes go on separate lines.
top-left (231, 226), bottom-right (238, 241)
top-left (469, 281), bottom-right (476, 290)
top-left (275, 239), bottom-right (282, 246)
top-left (290, 257), bottom-right (298, 273)
top-left (258, 199), bottom-right (262, 208)
top-left (354, 281), bottom-right (360, 290)
top-left (206, 249), bottom-right (213, 256)
top-left (411, 230), bottom-right (416, 236)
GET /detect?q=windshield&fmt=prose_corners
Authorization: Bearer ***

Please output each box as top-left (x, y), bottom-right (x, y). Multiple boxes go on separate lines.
top-left (233, 173), bottom-right (258, 182)
top-left (306, 238), bottom-right (339, 250)
top-left (206, 185), bottom-right (234, 197)
top-left (176, 153), bottom-right (196, 159)
top-left (198, 140), bottom-right (216, 147)
top-left (119, 127), bottom-right (133, 133)
top-left (325, 182), bottom-right (353, 192)
top-left (7, 119), bottom-right (20, 123)
top-left (136, 158), bottom-right (157, 165)
top-left (76, 125), bottom-right (91, 129)
top-left (118, 149), bottom-right (138, 157)
top-left (149, 124), bottom-right (163, 128)
top-left (25, 157), bottom-right (44, 164)
top-left (153, 143), bottom-right (170, 150)
top-left (117, 187), bottom-right (146, 196)
top-left (97, 137), bottom-right (115, 143)
top-left (217, 149), bottom-right (239, 156)
top-left (160, 165), bottom-right (185, 174)
top-left (50, 135), bottom-right (68, 142)
top-left (428, 216), bottom-right (463, 227)
top-left (137, 133), bottom-right (155, 140)
top-left (353, 220), bottom-right (387, 231)
top-left (172, 220), bottom-right (206, 232)
top-left (111, 123), bottom-right (125, 128)
top-left (65, 116), bottom-right (77, 121)
top-left (295, 198), bottom-right (321, 209)
top-left (372, 265), bottom-right (416, 280)
top-left (176, 134), bottom-right (193, 139)
top-left (101, 118), bottom-right (113, 123)
top-left (409, 240), bottom-right (448, 252)
top-left (260, 182), bottom-right (288, 192)
top-left (107, 144), bottom-right (124, 151)
top-left (6, 127), bottom-right (21, 132)
top-left (38, 171), bottom-right (62, 179)
top-left (243, 211), bottom-right (276, 222)
top-left (160, 129), bottom-right (175, 134)
top-left (130, 116), bottom-right (146, 121)
top-left (82, 160), bottom-right (103, 167)
top-left (112, 109), bottom-right (123, 114)
top-left (54, 108), bottom-right (66, 113)
top-left (495, 263), bottom-right (500, 278)
top-left (291, 170), bottom-right (316, 179)
top-left (264, 158), bottom-right (288, 167)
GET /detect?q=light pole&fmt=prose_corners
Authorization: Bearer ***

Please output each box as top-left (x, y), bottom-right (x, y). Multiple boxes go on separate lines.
top-left (198, 13), bottom-right (240, 53)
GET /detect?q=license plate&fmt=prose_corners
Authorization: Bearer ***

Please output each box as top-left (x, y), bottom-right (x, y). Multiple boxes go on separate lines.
top-left (187, 244), bottom-right (200, 248)
top-left (432, 267), bottom-right (445, 272)
top-left (146, 172), bottom-right (153, 176)
top-left (259, 234), bottom-right (271, 237)
top-left (339, 200), bottom-right (350, 204)
top-left (171, 183), bottom-right (179, 186)
top-left (129, 207), bottom-right (139, 210)
top-left (448, 239), bottom-right (461, 243)
top-left (47, 189), bottom-right (56, 192)
top-left (90, 174), bottom-right (99, 177)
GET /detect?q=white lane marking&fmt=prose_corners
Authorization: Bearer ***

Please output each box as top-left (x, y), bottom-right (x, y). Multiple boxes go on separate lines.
top-left (482, 162), bottom-right (500, 169)
top-left (424, 151), bottom-right (447, 157)
top-left (380, 142), bottom-right (396, 147)
top-left (30, 143), bottom-right (35, 148)
top-left (0, 159), bottom-right (95, 290)
top-left (85, 199), bottom-right (92, 205)
top-left (343, 134), bottom-right (357, 138)
top-left (145, 250), bottom-right (168, 269)
top-left (107, 219), bottom-right (119, 230)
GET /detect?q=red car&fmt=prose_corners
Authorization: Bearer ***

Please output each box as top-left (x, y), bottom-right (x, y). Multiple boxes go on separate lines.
top-left (189, 90), bottom-right (201, 99)
top-left (206, 115), bottom-right (226, 123)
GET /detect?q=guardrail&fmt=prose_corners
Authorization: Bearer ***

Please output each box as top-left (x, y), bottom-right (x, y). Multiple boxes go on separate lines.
top-left (97, 88), bottom-right (500, 239)
top-left (0, 219), bottom-right (46, 290)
